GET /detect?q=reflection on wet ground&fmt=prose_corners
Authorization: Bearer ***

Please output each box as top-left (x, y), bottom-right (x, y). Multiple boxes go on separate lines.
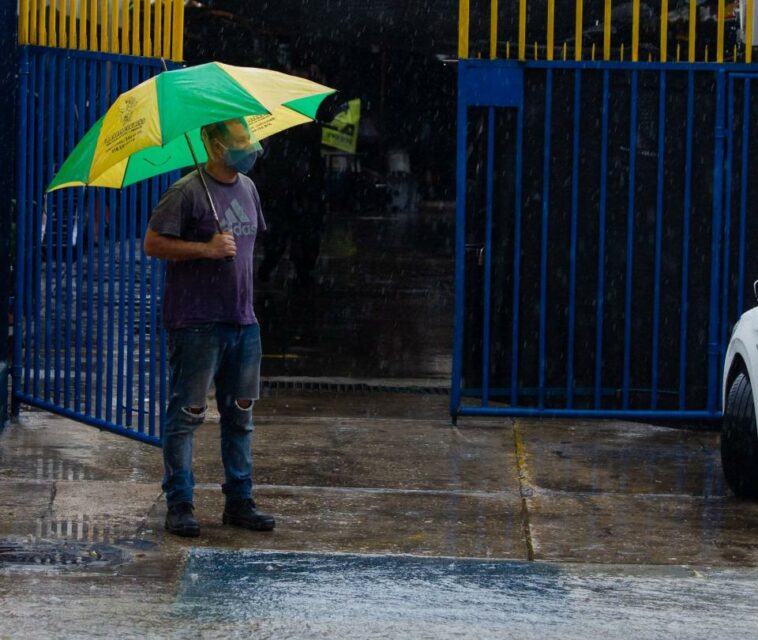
top-left (255, 207), bottom-right (454, 379)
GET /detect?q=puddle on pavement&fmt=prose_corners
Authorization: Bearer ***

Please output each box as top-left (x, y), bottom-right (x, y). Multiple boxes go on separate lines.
top-left (0, 537), bottom-right (130, 570)
top-left (172, 550), bottom-right (758, 639)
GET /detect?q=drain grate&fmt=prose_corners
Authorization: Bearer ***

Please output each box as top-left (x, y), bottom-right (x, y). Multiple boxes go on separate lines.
top-left (261, 379), bottom-right (449, 395)
top-left (0, 539), bottom-right (126, 568)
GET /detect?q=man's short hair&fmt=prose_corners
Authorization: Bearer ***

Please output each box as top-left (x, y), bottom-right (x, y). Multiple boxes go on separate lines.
top-left (201, 118), bottom-right (250, 144)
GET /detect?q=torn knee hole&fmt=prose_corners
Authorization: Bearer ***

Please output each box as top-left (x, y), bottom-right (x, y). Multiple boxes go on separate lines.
top-left (235, 399), bottom-right (253, 410)
top-left (181, 405), bottom-right (207, 418)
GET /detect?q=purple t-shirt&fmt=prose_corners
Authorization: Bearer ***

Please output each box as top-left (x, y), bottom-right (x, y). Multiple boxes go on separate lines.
top-left (148, 168), bottom-right (266, 329)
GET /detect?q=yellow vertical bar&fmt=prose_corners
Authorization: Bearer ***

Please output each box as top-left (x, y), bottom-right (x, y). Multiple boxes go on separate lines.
top-left (79, 0), bottom-right (87, 49)
top-left (153, 0), bottom-right (162, 57)
top-left (38, 0), bottom-right (47, 46)
top-left (132, 0), bottom-right (141, 55)
top-left (19, 0), bottom-right (30, 44)
top-left (592, 43), bottom-right (596, 60)
top-left (507, 41), bottom-right (511, 59)
top-left (100, 0), bottom-right (108, 51)
top-left (172, 0), bottom-right (184, 61)
top-left (631, 0), bottom-right (639, 61)
top-left (660, 0), bottom-right (668, 61)
top-left (144, 0), bottom-right (152, 57)
top-left (575, 0), bottom-right (583, 61)
top-left (534, 41), bottom-right (538, 59)
top-left (563, 41), bottom-right (567, 60)
top-left (547, 0), bottom-right (554, 60)
top-left (458, 0), bottom-right (470, 58)
top-left (30, 0), bottom-right (37, 44)
top-left (620, 42), bottom-right (624, 60)
top-left (490, 0), bottom-right (498, 59)
top-left (716, 0), bottom-right (725, 62)
top-left (164, 0), bottom-right (173, 60)
top-left (69, 0), bottom-right (77, 49)
top-left (747, 0), bottom-right (754, 63)
top-left (89, 0), bottom-right (97, 50)
top-left (59, 0), bottom-right (67, 48)
top-left (688, 0), bottom-right (696, 62)
top-left (121, 0), bottom-right (130, 54)
top-left (518, 0), bottom-right (526, 60)
top-left (604, 0), bottom-right (612, 60)
top-left (111, 0), bottom-right (119, 53)
top-left (49, 0), bottom-right (57, 47)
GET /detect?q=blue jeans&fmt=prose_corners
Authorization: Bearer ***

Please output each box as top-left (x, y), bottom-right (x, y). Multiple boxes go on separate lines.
top-left (162, 322), bottom-right (262, 506)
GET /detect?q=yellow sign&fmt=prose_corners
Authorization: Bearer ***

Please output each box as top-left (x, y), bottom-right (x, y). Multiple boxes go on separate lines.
top-left (322, 99), bottom-right (360, 154)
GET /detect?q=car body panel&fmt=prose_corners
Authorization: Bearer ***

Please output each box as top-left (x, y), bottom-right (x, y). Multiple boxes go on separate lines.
top-left (723, 306), bottom-right (758, 430)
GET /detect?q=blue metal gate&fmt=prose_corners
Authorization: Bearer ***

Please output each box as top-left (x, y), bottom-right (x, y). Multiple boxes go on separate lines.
top-left (451, 56), bottom-right (758, 421)
top-left (12, 46), bottom-right (178, 446)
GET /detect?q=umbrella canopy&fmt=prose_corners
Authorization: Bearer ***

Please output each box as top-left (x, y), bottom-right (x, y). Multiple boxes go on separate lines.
top-left (47, 62), bottom-right (335, 192)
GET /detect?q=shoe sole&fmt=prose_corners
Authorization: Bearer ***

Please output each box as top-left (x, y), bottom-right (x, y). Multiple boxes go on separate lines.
top-left (164, 523), bottom-right (200, 537)
top-left (222, 513), bottom-right (275, 531)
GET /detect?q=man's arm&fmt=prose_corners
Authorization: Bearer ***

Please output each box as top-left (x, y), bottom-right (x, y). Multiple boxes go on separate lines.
top-left (143, 228), bottom-right (237, 261)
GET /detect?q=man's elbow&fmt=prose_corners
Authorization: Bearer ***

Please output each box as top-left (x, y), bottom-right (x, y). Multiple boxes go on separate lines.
top-left (143, 230), bottom-right (161, 258)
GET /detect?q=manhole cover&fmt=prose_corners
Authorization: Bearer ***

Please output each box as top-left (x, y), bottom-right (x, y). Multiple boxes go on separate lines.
top-left (0, 538), bottom-right (127, 568)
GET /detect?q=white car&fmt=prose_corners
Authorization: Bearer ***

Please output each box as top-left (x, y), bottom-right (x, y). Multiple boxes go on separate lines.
top-left (722, 283), bottom-right (758, 498)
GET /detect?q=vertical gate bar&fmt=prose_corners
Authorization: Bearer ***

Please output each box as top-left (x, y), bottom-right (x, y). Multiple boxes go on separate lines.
top-left (622, 70), bottom-right (639, 410)
top-left (511, 105), bottom-right (524, 406)
top-left (68, 0), bottom-right (77, 48)
top-left (54, 53), bottom-right (65, 405)
top-left (660, 0), bottom-right (669, 61)
top-left (116, 61), bottom-right (128, 426)
top-left (450, 77), bottom-right (467, 419)
top-left (595, 69), bottom-right (610, 408)
top-left (518, 0), bottom-right (526, 60)
top-left (95, 61), bottom-right (107, 419)
top-left (64, 56), bottom-right (75, 409)
top-left (538, 69), bottom-right (553, 408)
top-left (651, 70), bottom-right (667, 409)
top-left (547, 0), bottom-right (555, 60)
top-left (106, 63), bottom-right (117, 423)
top-left (24, 52), bottom-right (37, 396)
top-left (603, 0), bottom-right (612, 61)
top-left (716, 0), bottom-right (725, 63)
top-left (575, 0), bottom-right (583, 61)
top-left (688, 0), bottom-right (697, 62)
top-left (482, 107), bottom-right (495, 406)
top-left (159, 175), bottom-right (168, 436)
top-left (153, 0), bottom-right (162, 57)
top-left (737, 79), bottom-right (750, 317)
top-left (707, 70), bottom-right (726, 413)
top-left (12, 47), bottom-right (30, 412)
top-left (148, 178), bottom-right (158, 437)
top-left (747, 0), bottom-right (754, 63)
top-left (126, 63), bottom-right (139, 427)
top-left (85, 58), bottom-right (96, 415)
top-left (74, 59), bottom-right (86, 412)
top-left (567, 69), bottom-right (582, 409)
top-left (45, 51), bottom-right (55, 402)
top-left (632, 0), bottom-right (640, 61)
top-left (490, 0), bottom-right (498, 59)
top-left (721, 76), bottom-right (735, 366)
top-left (679, 70), bottom-right (695, 409)
top-left (33, 53), bottom-right (44, 400)
top-left (138, 126), bottom-right (148, 434)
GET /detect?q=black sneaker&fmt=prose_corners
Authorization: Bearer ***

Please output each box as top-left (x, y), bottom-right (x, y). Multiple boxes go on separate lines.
top-left (223, 498), bottom-right (276, 531)
top-left (165, 502), bottom-right (200, 537)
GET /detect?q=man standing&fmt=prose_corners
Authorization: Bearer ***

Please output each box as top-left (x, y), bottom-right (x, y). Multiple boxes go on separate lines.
top-left (144, 118), bottom-right (275, 537)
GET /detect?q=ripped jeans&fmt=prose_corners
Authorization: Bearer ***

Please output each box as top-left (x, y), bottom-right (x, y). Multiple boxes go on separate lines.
top-left (162, 322), bottom-right (262, 507)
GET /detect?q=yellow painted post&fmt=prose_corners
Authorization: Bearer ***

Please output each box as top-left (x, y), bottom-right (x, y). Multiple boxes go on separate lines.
top-left (747, 0), bottom-right (754, 63)
top-left (29, 0), bottom-right (37, 44)
top-left (38, 0), bottom-right (47, 46)
top-left (563, 41), bottom-right (567, 60)
top-left (111, 0), bottom-right (119, 53)
top-left (69, 0), bottom-right (77, 48)
top-left (490, 0), bottom-right (498, 59)
top-left (506, 41), bottom-right (511, 59)
top-left (632, 0), bottom-right (639, 61)
top-left (592, 43), bottom-right (596, 60)
top-left (100, 0), bottom-right (108, 51)
top-left (132, 0), bottom-right (141, 55)
top-left (19, 0), bottom-right (29, 44)
top-left (547, 0), bottom-right (555, 60)
top-left (620, 42), bottom-right (625, 60)
top-left (458, 0), bottom-right (470, 58)
top-left (154, 0), bottom-right (162, 57)
top-left (734, 44), bottom-right (738, 62)
top-left (89, 0), bottom-right (97, 50)
top-left (660, 0), bottom-right (668, 61)
top-left (604, 0), bottom-right (612, 60)
top-left (144, 0), bottom-right (152, 57)
top-left (518, 0), bottom-right (526, 60)
top-left (705, 44), bottom-right (709, 61)
top-left (534, 41), bottom-right (538, 59)
top-left (716, 0), bottom-right (725, 62)
top-left (59, 0), bottom-right (67, 48)
top-left (688, 0), bottom-right (696, 62)
top-left (677, 42), bottom-right (681, 61)
top-left (79, 0), bottom-right (87, 49)
top-left (575, 0), bottom-right (583, 61)
top-left (163, 0), bottom-right (172, 59)
top-left (121, 0), bottom-right (130, 54)
top-left (173, 0), bottom-right (185, 61)
top-left (49, 0), bottom-right (57, 47)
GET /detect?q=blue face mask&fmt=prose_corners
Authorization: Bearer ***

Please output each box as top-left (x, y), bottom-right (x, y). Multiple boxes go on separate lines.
top-left (220, 142), bottom-right (260, 174)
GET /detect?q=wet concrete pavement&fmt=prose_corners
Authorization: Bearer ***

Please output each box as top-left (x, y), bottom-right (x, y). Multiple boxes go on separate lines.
top-left (4, 206), bottom-right (758, 636)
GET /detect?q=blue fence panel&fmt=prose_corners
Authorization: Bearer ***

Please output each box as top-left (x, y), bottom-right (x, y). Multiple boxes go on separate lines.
top-left (12, 46), bottom-right (179, 446)
top-left (451, 59), bottom-right (756, 422)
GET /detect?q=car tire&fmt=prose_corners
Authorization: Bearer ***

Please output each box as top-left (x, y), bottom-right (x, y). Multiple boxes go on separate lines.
top-left (722, 372), bottom-right (758, 498)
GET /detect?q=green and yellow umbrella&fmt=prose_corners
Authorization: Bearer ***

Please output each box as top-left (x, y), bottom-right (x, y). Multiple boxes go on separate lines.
top-left (47, 62), bottom-right (336, 192)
